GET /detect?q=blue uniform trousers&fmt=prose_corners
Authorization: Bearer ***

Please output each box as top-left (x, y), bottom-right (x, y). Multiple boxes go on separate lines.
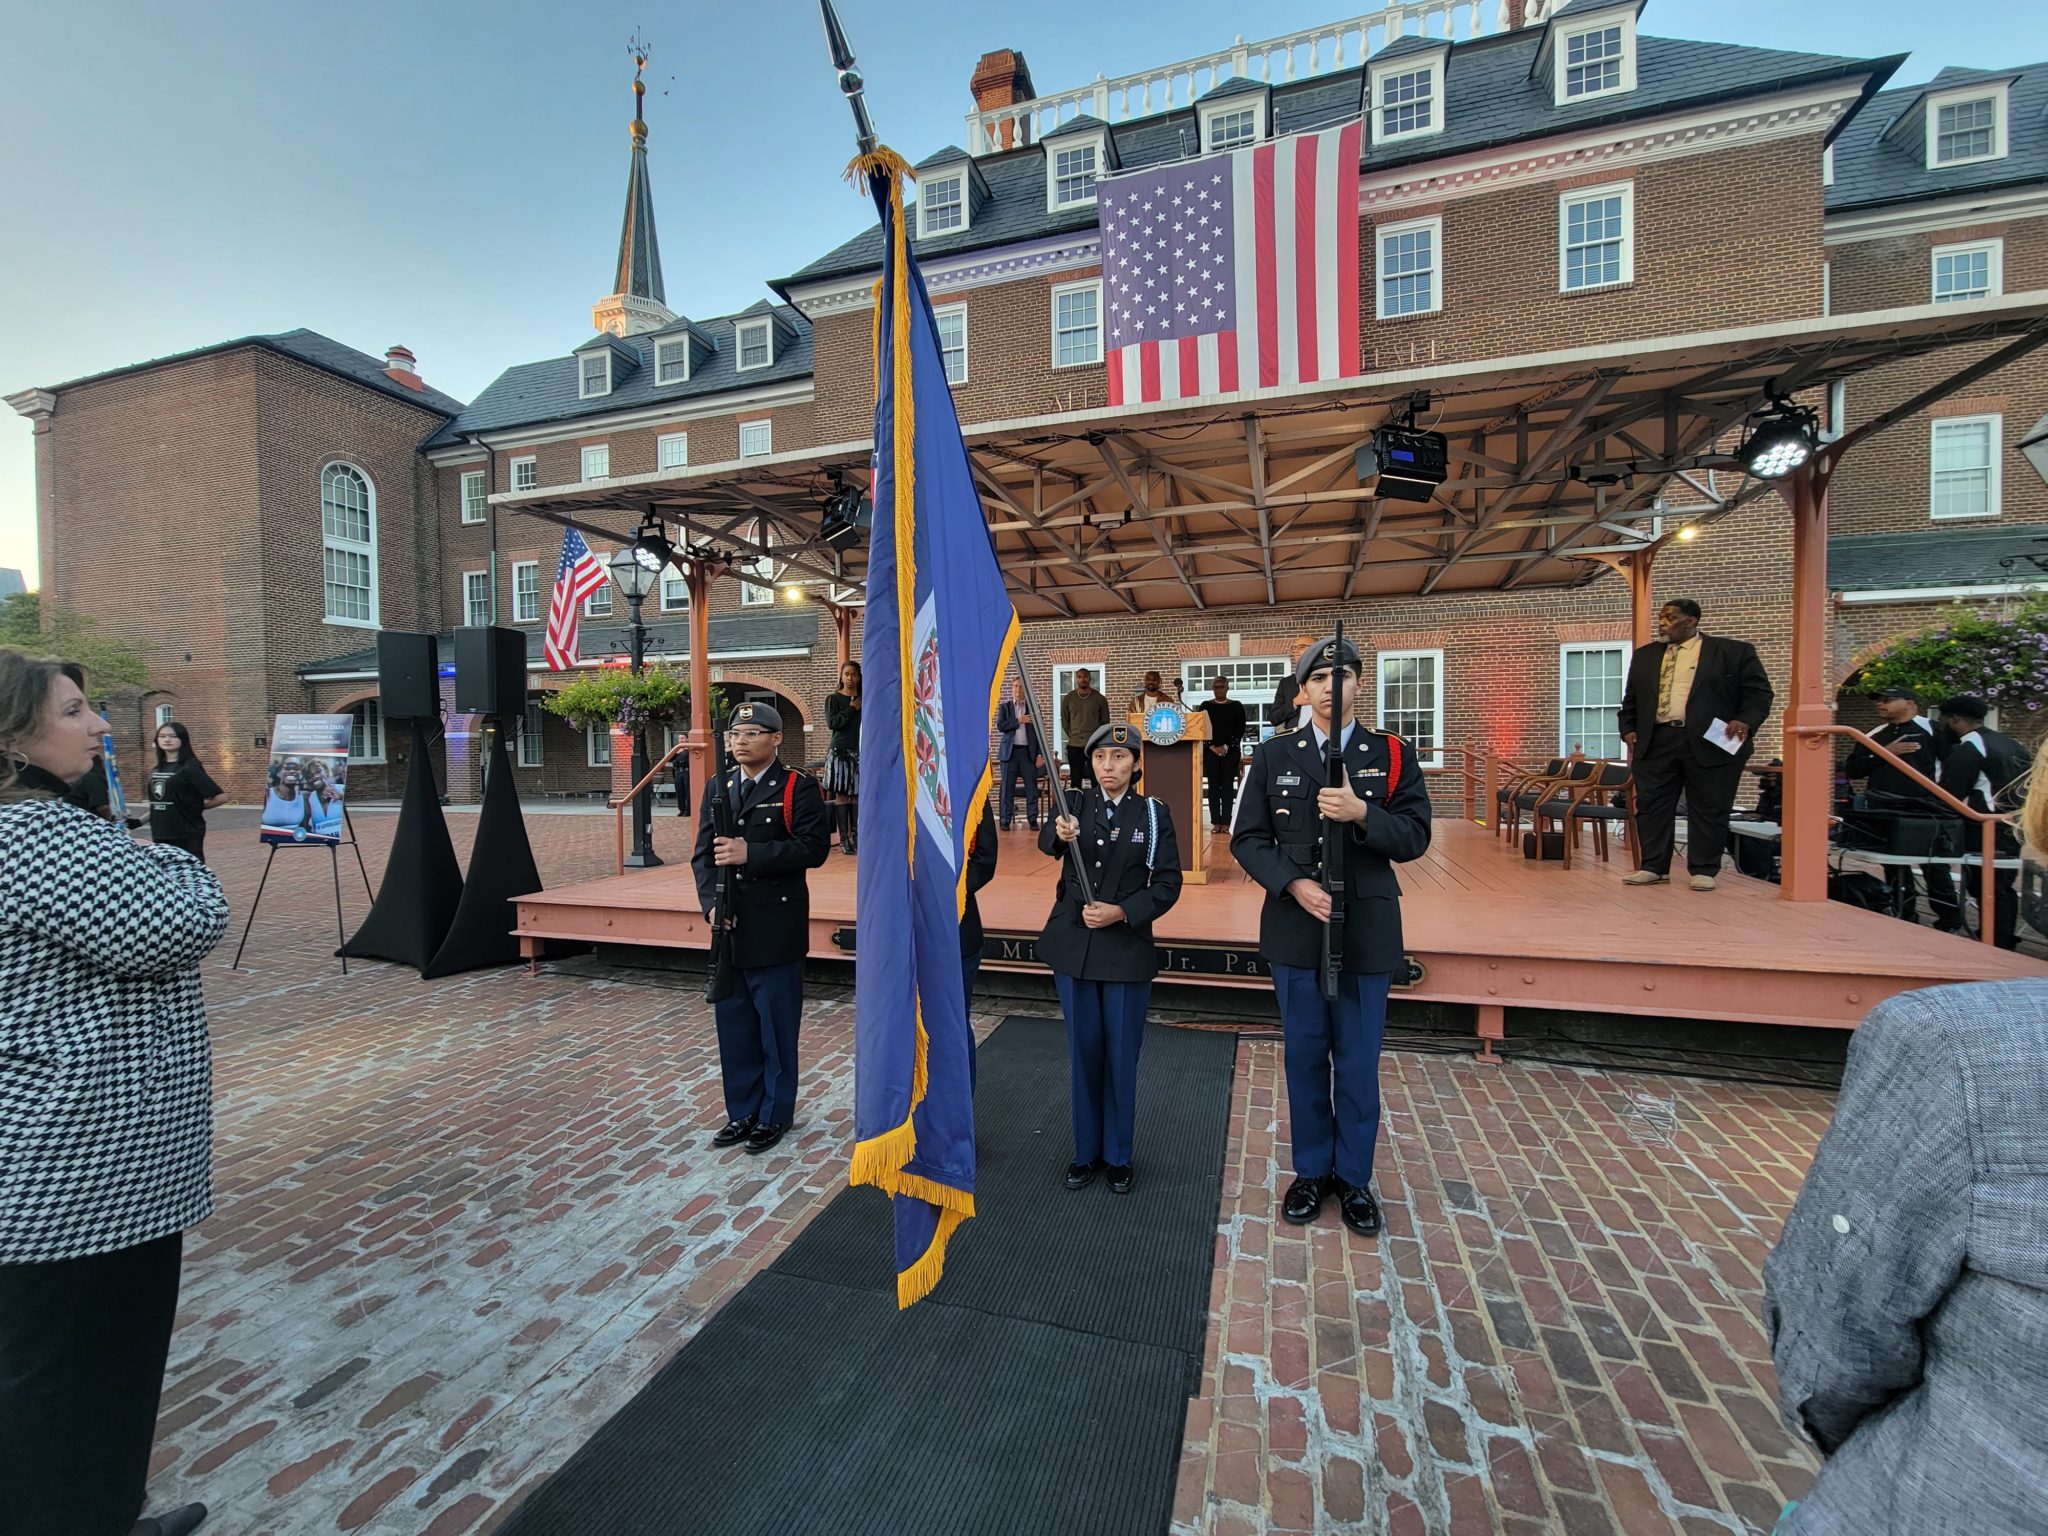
top-left (961, 949), bottom-right (983, 1092)
top-left (1053, 973), bottom-right (1150, 1166)
top-left (1272, 963), bottom-right (1391, 1187)
top-left (714, 960), bottom-right (804, 1126)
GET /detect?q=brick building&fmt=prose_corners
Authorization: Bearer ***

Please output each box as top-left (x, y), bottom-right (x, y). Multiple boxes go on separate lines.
top-left (10, 1), bottom-right (2047, 805)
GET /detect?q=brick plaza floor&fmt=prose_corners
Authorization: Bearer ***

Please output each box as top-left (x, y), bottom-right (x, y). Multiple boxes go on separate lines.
top-left (134, 806), bottom-right (1831, 1534)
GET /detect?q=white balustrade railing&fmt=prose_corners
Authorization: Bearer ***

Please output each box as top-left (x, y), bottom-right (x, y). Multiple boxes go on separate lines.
top-left (967, 1), bottom-right (1499, 155)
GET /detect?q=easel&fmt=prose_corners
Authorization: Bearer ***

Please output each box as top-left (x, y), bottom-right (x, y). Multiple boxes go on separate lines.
top-left (230, 804), bottom-right (376, 973)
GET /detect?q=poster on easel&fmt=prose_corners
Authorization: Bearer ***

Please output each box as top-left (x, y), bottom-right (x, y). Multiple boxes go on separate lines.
top-left (260, 714), bottom-right (352, 845)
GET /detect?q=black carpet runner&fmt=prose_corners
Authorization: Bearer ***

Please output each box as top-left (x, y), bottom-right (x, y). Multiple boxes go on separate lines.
top-left (497, 1015), bottom-right (1238, 1536)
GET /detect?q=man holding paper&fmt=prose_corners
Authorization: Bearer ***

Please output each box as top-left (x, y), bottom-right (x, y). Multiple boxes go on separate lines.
top-left (1617, 598), bottom-right (1774, 891)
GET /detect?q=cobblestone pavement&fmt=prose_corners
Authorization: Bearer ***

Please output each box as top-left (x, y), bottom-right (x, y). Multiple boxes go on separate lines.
top-left (137, 808), bottom-right (1829, 1534)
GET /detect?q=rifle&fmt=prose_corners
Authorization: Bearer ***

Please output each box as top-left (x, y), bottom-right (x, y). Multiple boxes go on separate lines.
top-left (704, 698), bottom-right (740, 1004)
top-left (1319, 620), bottom-right (1347, 1004)
top-left (1013, 660), bottom-right (1094, 906)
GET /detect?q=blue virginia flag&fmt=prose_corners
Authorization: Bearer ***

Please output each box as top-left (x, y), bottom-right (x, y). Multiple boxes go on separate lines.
top-left (848, 148), bottom-right (1019, 1307)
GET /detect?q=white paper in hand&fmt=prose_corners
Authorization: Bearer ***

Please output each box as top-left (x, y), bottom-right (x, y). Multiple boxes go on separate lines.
top-left (1704, 717), bottom-right (1743, 755)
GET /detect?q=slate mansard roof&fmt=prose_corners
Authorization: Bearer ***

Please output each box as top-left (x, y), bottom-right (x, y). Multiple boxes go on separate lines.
top-left (425, 303), bottom-right (813, 448)
top-left (1829, 525), bottom-right (2048, 593)
top-left (780, 28), bottom-right (1893, 289)
top-left (36, 329), bottom-right (467, 418)
top-left (1826, 61), bottom-right (2048, 213)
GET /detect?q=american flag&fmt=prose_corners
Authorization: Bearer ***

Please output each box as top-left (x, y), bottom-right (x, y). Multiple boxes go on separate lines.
top-left (543, 527), bottom-right (611, 671)
top-left (1100, 119), bottom-right (1363, 406)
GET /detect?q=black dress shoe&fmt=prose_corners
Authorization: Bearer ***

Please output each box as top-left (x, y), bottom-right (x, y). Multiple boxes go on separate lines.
top-left (133, 1506), bottom-right (208, 1536)
top-left (1338, 1182), bottom-right (1382, 1236)
top-left (744, 1122), bottom-right (787, 1154)
top-left (1064, 1160), bottom-right (1100, 1190)
top-left (1106, 1164), bottom-right (1134, 1194)
top-left (1281, 1174), bottom-right (1333, 1225)
top-left (711, 1115), bottom-right (758, 1148)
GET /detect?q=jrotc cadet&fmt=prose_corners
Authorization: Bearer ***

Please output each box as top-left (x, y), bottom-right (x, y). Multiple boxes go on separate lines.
top-left (690, 702), bottom-right (831, 1153)
top-left (1231, 636), bottom-right (1432, 1236)
top-left (1039, 721), bottom-right (1183, 1195)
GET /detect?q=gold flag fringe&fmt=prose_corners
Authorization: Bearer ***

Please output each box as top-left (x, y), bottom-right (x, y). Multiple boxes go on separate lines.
top-left (844, 145), bottom-right (916, 195)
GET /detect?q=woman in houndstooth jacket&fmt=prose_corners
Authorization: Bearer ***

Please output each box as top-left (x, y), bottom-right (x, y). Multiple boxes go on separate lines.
top-left (0, 650), bottom-right (229, 1536)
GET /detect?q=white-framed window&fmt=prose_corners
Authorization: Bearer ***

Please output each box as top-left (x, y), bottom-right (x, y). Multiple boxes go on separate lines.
top-left (154, 703), bottom-right (175, 728)
top-left (512, 560), bottom-right (541, 624)
top-left (463, 569), bottom-right (491, 628)
top-left (921, 172), bottom-right (966, 236)
top-left (517, 700), bottom-right (543, 767)
top-left (511, 456), bottom-right (537, 492)
top-left (660, 567), bottom-right (690, 611)
top-left (655, 335), bottom-right (691, 385)
top-left (321, 462), bottom-right (378, 627)
top-left (1377, 649), bottom-right (1444, 769)
top-left (1930, 415), bottom-right (2001, 520)
top-left (1559, 183), bottom-right (1633, 293)
top-left (1199, 98), bottom-right (1266, 153)
top-left (935, 303), bottom-right (968, 386)
top-left (580, 444), bottom-right (610, 482)
top-left (1046, 135), bottom-right (1104, 210)
top-left (1051, 279), bottom-right (1102, 369)
top-left (460, 470), bottom-right (487, 524)
top-left (1555, 15), bottom-right (1635, 102)
top-left (1932, 239), bottom-right (2002, 303)
top-left (584, 583), bottom-right (613, 617)
top-left (350, 699), bottom-right (385, 764)
top-left (1178, 657), bottom-right (1289, 747)
top-left (739, 419), bottom-right (773, 458)
top-left (1559, 643), bottom-right (1628, 759)
top-left (736, 318), bottom-right (773, 371)
top-left (1927, 86), bottom-right (2007, 167)
top-left (740, 556), bottom-right (777, 607)
top-left (579, 349), bottom-right (612, 398)
top-left (657, 431), bottom-right (690, 470)
top-left (587, 723), bottom-right (613, 767)
top-left (1376, 216), bottom-right (1442, 318)
top-left (1372, 61), bottom-right (1442, 143)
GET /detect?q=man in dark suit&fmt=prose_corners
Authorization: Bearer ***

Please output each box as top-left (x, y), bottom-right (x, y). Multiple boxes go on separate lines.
top-left (690, 702), bottom-right (832, 1153)
top-left (1196, 675), bottom-right (1249, 830)
top-left (1617, 598), bottom-right (1774, 891)
top-left (1264, 636), bottom-right (1317, 731)
top-left (1936, 694), bottom-right (2030, 949)
top-left (993, 678), bottom-right (1047, 830)
top-left (1232, 636), bottom-right (1433, 1238)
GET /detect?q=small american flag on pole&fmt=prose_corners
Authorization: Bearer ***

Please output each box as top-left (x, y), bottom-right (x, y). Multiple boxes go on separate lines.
top-left (1100, 118), bottom-right (1363, 406)
top-left (543, 527), bottom-right (612, 671)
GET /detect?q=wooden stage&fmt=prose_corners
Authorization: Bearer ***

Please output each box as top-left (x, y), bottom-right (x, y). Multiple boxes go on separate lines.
top-left (513, 816), bottom-right (2040, 1045)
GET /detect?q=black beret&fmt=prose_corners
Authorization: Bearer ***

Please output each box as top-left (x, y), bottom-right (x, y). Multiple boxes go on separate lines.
top-left (731, 702), bottom-right (782, 732)
top-left (1086, 722), bottom-right (1139, 755)
top-left (1296, 635), bottom-right (1362, 686)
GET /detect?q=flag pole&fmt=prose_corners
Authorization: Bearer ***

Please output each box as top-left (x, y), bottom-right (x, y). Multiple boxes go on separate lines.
top-left (818, 0), bottom-right (878, 155)
top-left (1013, 659), bottom-right (1095, 906)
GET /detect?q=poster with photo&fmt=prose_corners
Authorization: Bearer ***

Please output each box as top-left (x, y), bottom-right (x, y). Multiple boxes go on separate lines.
top-left (260, 714), bottom-right (352, 845)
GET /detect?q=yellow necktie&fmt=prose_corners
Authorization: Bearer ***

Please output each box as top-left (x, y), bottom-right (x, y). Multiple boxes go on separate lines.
top-left (1657, 645), bottom-right (1678, 719)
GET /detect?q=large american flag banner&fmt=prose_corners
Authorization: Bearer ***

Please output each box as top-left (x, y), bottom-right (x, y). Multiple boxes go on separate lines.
top-left (1100, 119), bottom-right (1363, 406)
top-left (543, 527), bottom-right (611, 671)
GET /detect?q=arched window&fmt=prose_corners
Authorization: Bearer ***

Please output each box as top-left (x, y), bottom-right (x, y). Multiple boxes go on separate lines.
top-left (322, 463), bottom-right (379, 625)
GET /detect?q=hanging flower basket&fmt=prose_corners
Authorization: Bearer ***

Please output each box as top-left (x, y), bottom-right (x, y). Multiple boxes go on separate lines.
top-left (544, 667), bottom-right (689, 732)
top-left (1854, 597), bottom-right (2048, 716)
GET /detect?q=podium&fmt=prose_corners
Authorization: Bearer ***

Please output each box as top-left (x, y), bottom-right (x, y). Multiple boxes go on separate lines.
top-left (1128, 708), bottom-right (1211, 885)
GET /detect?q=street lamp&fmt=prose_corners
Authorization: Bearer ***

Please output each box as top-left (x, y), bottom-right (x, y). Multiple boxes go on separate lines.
top-left (608, 517), bottom-right (677, 869)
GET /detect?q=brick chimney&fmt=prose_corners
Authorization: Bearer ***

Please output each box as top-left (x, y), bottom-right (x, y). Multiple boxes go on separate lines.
top-left (383, 345), bottom-right (423, 390)
top-left (970, 49), bottom-right (1035, 150)
top-left (1499, 0), bottom-right (1548, 26)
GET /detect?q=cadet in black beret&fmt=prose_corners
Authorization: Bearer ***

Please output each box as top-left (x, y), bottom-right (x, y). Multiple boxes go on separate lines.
top-left (1038, 719), bottom-right (1183, 1194)
top-left (691, 700), bottom-right (831, 1153)
top-left (1231, 633), bottom-right (1431, 1236)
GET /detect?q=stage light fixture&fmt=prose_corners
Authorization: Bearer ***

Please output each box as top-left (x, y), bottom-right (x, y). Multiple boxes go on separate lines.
top-left (1369, 424), bottom-right (1449, 502)
top-left (1676, 525), bottom-right (1700, 542)
top-left (1739, 395), bottom-right (1820, 479)
top-left (819, 471), bottom-right (872, 549)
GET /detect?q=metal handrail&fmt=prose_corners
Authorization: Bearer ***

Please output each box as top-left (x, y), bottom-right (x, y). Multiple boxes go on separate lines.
top-left (1787, 723), bottom-right (2006, 948)
top-left (610, 735), bottom-right (695, 877)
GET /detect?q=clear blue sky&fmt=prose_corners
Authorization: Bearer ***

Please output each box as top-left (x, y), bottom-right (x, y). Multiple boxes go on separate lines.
top-left (2, 0), bottom-right (2041, 588)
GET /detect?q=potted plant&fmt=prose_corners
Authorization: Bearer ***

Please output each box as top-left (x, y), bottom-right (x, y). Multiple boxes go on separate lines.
top-left (543, 667), bottom-right (690, 734)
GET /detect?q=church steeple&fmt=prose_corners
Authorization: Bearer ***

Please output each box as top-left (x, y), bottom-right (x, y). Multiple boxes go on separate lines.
top-left (593, 38), bottom-right (677, 338)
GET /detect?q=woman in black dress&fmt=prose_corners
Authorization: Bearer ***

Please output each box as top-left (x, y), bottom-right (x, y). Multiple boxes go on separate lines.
top-left (147, 722), bottom-right (226, 862)
top-left (823, 660), bottom-right (862, 855)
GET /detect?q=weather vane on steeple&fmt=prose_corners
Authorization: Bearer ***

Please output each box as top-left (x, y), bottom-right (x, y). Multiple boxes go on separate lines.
top-left (628, 31), bottom-right (651, 141)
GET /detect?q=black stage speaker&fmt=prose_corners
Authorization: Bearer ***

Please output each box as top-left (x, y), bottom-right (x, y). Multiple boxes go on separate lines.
top-left (454, 626), bottom-right (529, 721)
top-left (377, 631), bottom-right (440, 721)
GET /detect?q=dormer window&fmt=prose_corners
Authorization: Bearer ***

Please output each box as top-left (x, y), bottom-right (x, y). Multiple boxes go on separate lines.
top-left (1370, 57), bottom-right (1446, 145)
top-left (1927, 85), bottom-right (2007, 166)
top-left (736, 318), bottom-right (773, 372)
top-left (1049, 139), bottom-right (1103, 210)
top-left (655, 335), bottom-right (691, 385)
top-left (1553, 12), bottom-right (1636, 103)
top-left (1198, 95), bottom-right (1268, 153)
top-left (579, 350), bottom-right (611, 398)
top-left (922, 172), bottom-right (966, 236)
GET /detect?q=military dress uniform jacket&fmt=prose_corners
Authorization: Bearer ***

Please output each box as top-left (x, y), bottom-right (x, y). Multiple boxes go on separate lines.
top-left (1232, 725), bottom-right (1433, 974)
top-left (1037, 790), bottom-right (1183, 982)
top-left (690, 761), bottom-right (831, 969)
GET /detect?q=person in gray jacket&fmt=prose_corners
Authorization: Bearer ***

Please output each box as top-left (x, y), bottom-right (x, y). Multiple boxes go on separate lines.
top-left (1763, 735), bottom-right (2048, 1534)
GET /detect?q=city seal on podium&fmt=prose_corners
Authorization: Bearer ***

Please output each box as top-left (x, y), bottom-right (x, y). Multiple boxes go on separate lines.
top-left (1141, 701), bottom-right (1189, 745)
